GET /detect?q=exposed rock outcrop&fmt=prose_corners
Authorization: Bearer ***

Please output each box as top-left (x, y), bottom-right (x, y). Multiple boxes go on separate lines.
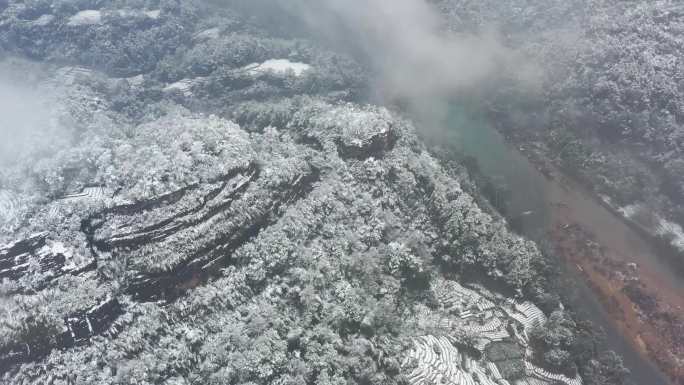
top-left (83, 162), bottom-right (320, 301)
top-left (0, 233), bottom-right (94, 290)
top-left (0, 297), bottom-right (122, 369)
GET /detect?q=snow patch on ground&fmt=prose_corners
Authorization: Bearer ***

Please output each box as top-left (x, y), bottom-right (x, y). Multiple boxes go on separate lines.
top-left (126, 75), bottom-right (145, 87)
top-left (599, 194), bottom-right (613, 205)
top-left (67, 10), bottom-right (102, 26)
top-left (618, 203), bottom-right (640, 218)
top-left (163, 79), bottom-right (201, 97)
top-left (620, 203), bottom-right (684, 252)
top-left (67, 9), bottom-right (159, 26)
top-left (144, 10), bottom-right (161, 19)
top-left (50, 66), bottom-right (93, 87)
top-left (656, 219), bottom-right (684, 252)
top-left (193, 27), bottom-right (220, 42)
top-left (31, 14), bottom-right (55, 26)
top-left (244, 59), bottom-right (311, 77)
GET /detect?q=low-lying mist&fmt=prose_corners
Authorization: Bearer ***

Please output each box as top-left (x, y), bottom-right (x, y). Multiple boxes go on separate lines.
top-left (268, 0), bottom-right (542, 129)
top-left (0, 59), bottom-right (54, 168)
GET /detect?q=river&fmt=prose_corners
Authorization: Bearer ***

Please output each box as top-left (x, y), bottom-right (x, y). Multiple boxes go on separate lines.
top-left (426, 103), bottom-right (675, 385)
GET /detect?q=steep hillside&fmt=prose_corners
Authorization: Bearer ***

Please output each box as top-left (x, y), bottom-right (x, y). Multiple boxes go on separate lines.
top-left (0, 1), bottom-right (632, 384)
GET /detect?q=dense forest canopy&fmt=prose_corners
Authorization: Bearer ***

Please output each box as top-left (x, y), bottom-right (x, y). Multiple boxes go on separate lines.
top-left (1, 0), bottom-right (682, 384)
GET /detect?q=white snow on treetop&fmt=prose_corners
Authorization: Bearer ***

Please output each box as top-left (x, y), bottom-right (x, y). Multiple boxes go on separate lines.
top-left (244, 59), bottom-right (311, 77)
top-left (322, 105), bottom-right (393, 145)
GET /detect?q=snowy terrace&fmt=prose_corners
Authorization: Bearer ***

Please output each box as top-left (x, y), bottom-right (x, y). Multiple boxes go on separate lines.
top-left (59, 186), bottom-right (108, 201)
top-left (47, 186), bottom-right (110, 219)
top-left (405, 335), bottom-right (507, 385)
top-left (404, 279), bottom-right (582, 385)
top-left (39, 66), bottom-right (93, 89)
top-left (163, 79), bottom-right (202, 97)
top-left (0, 190), bottom-right (19, 226)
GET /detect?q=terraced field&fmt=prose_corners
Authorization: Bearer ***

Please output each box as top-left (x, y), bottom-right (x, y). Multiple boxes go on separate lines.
top-left (59, 186), bottom-right (108, 201)
top-left (0, 189), bottom-right (19, 227)
top-left (404, 279), bottom-right (583, 385)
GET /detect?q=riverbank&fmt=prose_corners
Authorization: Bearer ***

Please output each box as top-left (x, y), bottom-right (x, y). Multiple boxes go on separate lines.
top-left (429, 102), bottom-right (683, 384)
top-left (549, 195), bottom-right (684, 385)
top-left (509, 131), bottom-right (684, 276)
top-left (511, 141), bottom-right (684, 385)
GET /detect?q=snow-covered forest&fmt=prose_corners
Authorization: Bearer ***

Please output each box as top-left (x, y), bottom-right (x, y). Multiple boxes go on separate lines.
top-left (1, 0), bottom-right (681, 384)
top-left (435, 0), bottom-right (684, 263)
